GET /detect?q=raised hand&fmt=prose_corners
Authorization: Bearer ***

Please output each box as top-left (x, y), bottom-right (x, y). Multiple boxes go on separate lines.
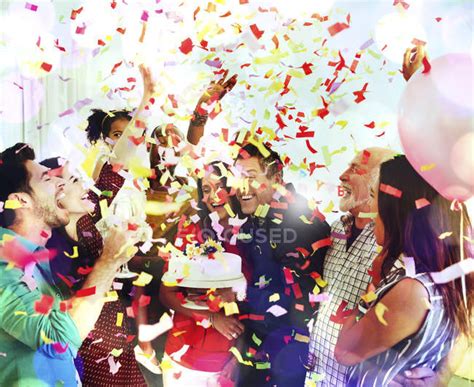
top-left (197, 69), bottom-right (238, 107)
top-left (402, 45), bottom-right (427, 81)
top-left (138, 64), bottom-right (156, 97)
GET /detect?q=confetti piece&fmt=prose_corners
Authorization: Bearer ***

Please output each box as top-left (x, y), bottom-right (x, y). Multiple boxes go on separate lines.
top-left (64, 246), bottom-right (79, 258)
top-left (269, 293), bottom-right (280, 302)
top-left (353, 83), bottom-right (368, 103)
top-left (229, 347), bottom-right (253, 366)
top-left (108, 356), bottom-right (121, 375)
top-left (420, 163), bottom-right (436, 172)
top-left (76, 286), bottom-right (96, 297)
top-left (138, 313), bottom-right (174, 342)
top-left (311, 237), bottom-right (332, 252)
top-left (309, 293), bottom-right (331, 303)
top-left (223, 302), bottom-right (239, 316)
top-left (266, 305), bottom-right (287, 317)
top-left (75, 24), bottom-right (86, 35)
top-left (415, 198), bottom-right (430, 209)
top-left (250, 24), bottom-right (264, 39)
top-left (328, 22), bottom-right (349, 36)
top-left (422, 57), bottom-right (431, 74)
top-left (179, 38), bottom-right (193, 54)
top-left (438, 232), bottom-right (453, 240)
top-left (252, 333), bottom-right (262, 346)
top-left (361, 291), bottom-right (377, 303)
top-left (25, 2), bottom-right (38, 11)
top-left (402, 257), bottom-right (416, 277)
top-left (111, 348), bottom-right (123, 357)
top-left (380, 183), bottom-right (402, 198)
top-left (116, 313), bottom-right (123, 327)
top-left (358, 212), bottom-right (377, 219)
top-left (35, 295), bottom-right (54, 315)
top-left (133, 272), bottom-right (153, 287)
top-left (52, 342), bottom-right (69, 354)
top-left (4, 199), bottom-right (21, 209)
top-left (375, 302), bottom-right (388, 325)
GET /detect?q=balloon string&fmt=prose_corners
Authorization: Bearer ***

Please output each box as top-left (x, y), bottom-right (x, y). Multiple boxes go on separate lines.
top-left (460, 204), bottom-right (467, 309)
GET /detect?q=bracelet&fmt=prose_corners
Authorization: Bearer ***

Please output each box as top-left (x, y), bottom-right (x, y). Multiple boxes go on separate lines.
top-left (190, 110), bottom-right (208, 126)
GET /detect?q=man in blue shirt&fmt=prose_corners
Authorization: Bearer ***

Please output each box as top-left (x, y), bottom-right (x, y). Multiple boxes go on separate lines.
top-left (0, 143), bottom-right (136, 386)
top-left (234, 142), bottom-right (330, 387)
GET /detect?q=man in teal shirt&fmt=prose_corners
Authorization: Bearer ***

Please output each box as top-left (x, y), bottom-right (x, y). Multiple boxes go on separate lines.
top-left (0, 143), bottom-right (136, 385)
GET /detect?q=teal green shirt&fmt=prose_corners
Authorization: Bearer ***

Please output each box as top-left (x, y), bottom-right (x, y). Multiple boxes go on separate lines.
top-left (0, 228), bottom-right (82, 386)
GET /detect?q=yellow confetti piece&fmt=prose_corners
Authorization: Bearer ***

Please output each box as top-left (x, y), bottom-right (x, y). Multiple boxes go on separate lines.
top-left (294, 333), bottom-right (310, 343)
top-left (375, 302), bottom-right (389, 326)
top-left (14, 311), bottom-right (27, 316)
top-left (323, 201), bottom-right (334, 213)
top-left (255, 204), bottom-right (270, 218)
top-left (172, 330), bottom-right (187, 337)
top-left (41, 330), bottom-right (53, 345)
top-left (223, 302), bottom-right (239, 316)
top-left (229, 346), bottom-right (253, 366)
top-left (438, 232), bottom-right (453, 240)
top-left (111, 348), bottom-right (123, 357)
top-left (64, 246), bottom-right (79, 259)
top-left (312, 284), bottom-right (320, 295)
top-left (133, 272), bottom-right (153, 287)
top-left (420, 163), bottom-right (436, 172)
top-left (315, 277), bottom-right (327, 288)
top-left (224, 203), bottom-right (236, 218)
top-left (361, 291), bottom-right (377, 303)
top-left (104, 291), bottom-right (118, 302)
top-left (116, 312), bottom-right (123, 327)
top-left (299, 215), bottom-right (313, 224)
top-left (255, 362), bottom-right (271, 369)
top-left (358, 212), bottom-right (378, 219)
top-left (4, 199), bottom-right (21, 209)
top-left (248, 137), bottom-right (270, 158)
top-left (145, 201), bottom-right (182, 216)
top-left (99, 199), bottom-right (108, 218)
top-left (159, 359), bottom-right (173, 371)
top-left (269, 293), bottom-right (280, 302)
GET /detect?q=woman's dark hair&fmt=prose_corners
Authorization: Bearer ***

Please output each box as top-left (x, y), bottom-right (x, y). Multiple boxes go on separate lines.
top-left (196, 161), bottom-right (241, 241)
top-left (0, 143), bottom-right (36, 227)
top-left (378, 155), bottom-right (472, 337)
top-left (85, 109), bottom-right (131, 144)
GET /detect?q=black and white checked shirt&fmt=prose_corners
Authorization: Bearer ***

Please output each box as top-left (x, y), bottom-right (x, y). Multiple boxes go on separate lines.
top-left (305, 215), bottom-right (378, 386)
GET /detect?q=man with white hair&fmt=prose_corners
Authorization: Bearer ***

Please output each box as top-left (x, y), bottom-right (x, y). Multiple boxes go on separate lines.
top-left (305, 147), bottom-right (396, 385)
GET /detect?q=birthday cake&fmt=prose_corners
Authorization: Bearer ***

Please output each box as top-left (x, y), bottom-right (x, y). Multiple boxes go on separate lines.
top-left (162, 240), bottom-right (246, 291)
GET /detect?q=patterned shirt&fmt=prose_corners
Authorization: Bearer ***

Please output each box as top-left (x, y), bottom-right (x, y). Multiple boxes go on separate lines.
top-left (346, 270), bottom-right (455, 386)
top-left (306, 216), bottom-right (378, 386)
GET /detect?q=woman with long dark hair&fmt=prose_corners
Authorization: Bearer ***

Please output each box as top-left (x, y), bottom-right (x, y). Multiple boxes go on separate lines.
top-left (334, 155), bottom-right (472, 386)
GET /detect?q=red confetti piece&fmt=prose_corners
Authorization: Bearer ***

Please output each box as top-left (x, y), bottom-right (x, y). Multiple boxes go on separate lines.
top-left (56, 273), bottom-right (73, 288)
top-left (361, 150), bottom-right (371, 165)
top-left (329, 300), bottom-right (354, 324)
top-left (422, 57), bottom-right (431, 74)
top-left (41, 62), bottom-right (52, 72)
top-left (128, 223), bottom-right (138, 231)
top-left (111, 61), bottom-right (123, 74)
top-left (76, 286), bottom-right (96, 297)
top-left (328, 22), bottom-right (350, 37)
top-left (364, 121), bottom-right (375, 129)
top-left (393, 0), bottom-right (410, 9)
top-left (116, 27), bottom-right (126, 34)
top-left (283, 267), bottom-right (294, 284)
top-left (129, 135), bottom-right (145, 146)
top-left (70, 6), bottom-right (83, 20)
top-left (98, 39), bottom-right (106, 46)
top-left (179, 38), bottom-right (193, 54)
top-left (40, 230), bottom-right (49, 238)
top-left (60, 299), bottom-right (72, 312)
top-left (250, 24), bottom-right (264, 39)
top-left (77, 266), bottom-right (93, 275)
top-left (415, 198), bottom-right (431, 209)
top-left (353, 83), bottom-right (368, 103)
top-left (292, 283), bottom-right (303, 299)
top-left (34, 294), bottom-right (54, 315)
top-left (111, 0), bottom-right (117, 9)
top-left (275, 113), bottom-right (287, 129)
top-left (375, 131), bottom-right (386, 137)
top-left (435, 17), bottom-right (442, 22)
top-left (380, 183), bottom-right (403, 198)
top-left (248, 314), bottom-right (265, 321)
top-left (305, 140), bottom-right (318, 154)
top-left (25, 2), bottom-right (38, 11)
top-left (311, 237), bottom-right (332, 252)
top-left (301, 62), bottom-right (313, 75)
top-left (111, 163), bottom-right (123, 173)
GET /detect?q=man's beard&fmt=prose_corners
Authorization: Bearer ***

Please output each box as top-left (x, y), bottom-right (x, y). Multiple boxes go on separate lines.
top-left (340, 194), bottom-right (370, 213)
top-left (33, 201), bottom-right (66, 228)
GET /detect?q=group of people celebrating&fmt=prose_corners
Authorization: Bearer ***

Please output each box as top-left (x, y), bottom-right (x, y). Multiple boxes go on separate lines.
top-left (0, 47), bottom-right (472, 387)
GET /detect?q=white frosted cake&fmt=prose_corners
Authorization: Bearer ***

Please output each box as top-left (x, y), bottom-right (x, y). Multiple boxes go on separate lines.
top-left (162, 240), bottom-right (246, 291)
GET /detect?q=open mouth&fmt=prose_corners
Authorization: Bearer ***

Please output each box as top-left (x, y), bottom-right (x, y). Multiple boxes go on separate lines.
top-left (240, 194), bottom-right (254, 201)
top-left (211, 202), bottom-right (224, 208)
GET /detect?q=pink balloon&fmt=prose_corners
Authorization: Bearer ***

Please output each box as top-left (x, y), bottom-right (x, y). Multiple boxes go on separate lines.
top-left (398, 53), bottom-right (474, 202)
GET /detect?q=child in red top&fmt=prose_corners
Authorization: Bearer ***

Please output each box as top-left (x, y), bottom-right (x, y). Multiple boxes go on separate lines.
top-left (160, 162), bottom-right (247, 386)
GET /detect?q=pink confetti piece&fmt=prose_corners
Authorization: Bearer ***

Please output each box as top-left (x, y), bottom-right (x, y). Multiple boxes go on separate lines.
top-left (360, 38), bottom-right (374, 50)
top-left (74, 98), bottom-right (93, 110)
top-left (380, 183), bottom-right (402, 198)
top-left (52, 342), bottom-right (69, 354)
top-left (141, 10), bottom-right (149, 22)
top-left (415, 198), bottom-right (430, 209)
top-left (309, 293), bottom-right (331, 303)
top-left (25, 2), bottom-right (38, 11)
top-left (75, 24), bottom-right (86, 35)
top-left (59, 108), bottom-right (74, 118)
